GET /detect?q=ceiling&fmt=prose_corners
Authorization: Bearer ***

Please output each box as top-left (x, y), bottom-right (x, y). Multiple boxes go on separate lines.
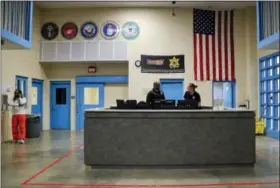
top-left (36, 1), bottom-right (255, 10)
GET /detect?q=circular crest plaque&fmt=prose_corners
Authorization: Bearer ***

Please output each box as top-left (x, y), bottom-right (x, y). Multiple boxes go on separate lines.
top-left (61, 22), bottom-right (78, 40)
top-left (122, 21), bottom-right (140, 40)
top-left (101, 21), bottom-right (119, 40)
top-left (41, 22), bottom-right (59, 40)
top-left (81, 21), bottom-right (98, 39)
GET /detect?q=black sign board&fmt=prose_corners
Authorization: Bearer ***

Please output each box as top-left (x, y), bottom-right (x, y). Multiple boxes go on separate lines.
top-left (141, 55), bottom-right (185, 73)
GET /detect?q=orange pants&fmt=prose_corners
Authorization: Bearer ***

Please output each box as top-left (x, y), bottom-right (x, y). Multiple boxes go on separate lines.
top-left (12, 114), bottom-right (26, 140)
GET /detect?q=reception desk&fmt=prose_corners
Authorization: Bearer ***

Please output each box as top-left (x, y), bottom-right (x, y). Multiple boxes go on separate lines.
top-left (84, 109), bottom-right (256, 167)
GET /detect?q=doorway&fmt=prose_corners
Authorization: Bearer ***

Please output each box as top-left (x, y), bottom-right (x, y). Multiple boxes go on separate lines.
top-left (50, 81), bottom-right (71, 130)
top-left (31, 79), bottom-right (43, 129)
top-left (76, 83), bottom-right (104, 130)
top-left (212, 81), bottom-right (236, 108)
top-left (160, 79), bottom-right (184, 101)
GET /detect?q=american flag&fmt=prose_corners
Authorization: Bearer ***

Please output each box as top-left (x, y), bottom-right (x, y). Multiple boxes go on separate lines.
top-left (193, 9), bottom-right (235, 81)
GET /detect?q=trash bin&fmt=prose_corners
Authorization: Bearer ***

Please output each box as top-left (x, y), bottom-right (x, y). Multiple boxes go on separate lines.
top-left (26, 114), bottom-right (40, 138)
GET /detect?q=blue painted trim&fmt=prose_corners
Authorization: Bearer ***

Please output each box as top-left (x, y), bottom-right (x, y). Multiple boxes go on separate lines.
top-left (1, 29), bottom-right (32, 49)
top-left (32, 78), bottom-right (44, 130)
top-left (76, 75), bottom-right (128, 84)
top-left (49, 80), bottom-right (71, 130)
top-left (32, 78), bottom-right (44, 84)
top-left (160, 79), bottom-right (184, 83)
top-left (258, 32), bottom-right (280, 49)
top-left (25, 1), bottom-right (33, 42)
top-left (257, 1), bottom-right (262, 42)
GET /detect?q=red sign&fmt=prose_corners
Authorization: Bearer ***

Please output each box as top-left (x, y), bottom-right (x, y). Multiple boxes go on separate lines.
top-left (88, 66), bottom-right (96, 73)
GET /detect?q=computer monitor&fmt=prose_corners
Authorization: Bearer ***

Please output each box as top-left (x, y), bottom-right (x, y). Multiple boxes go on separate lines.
top-left (177, 100), bottom-right (199, 109)
top-left (126, 100), bottom-right (137, 109)
top-left (116, 99), bottom-right (125, 109)
top-left (161, 100), bottom-right (176, 109)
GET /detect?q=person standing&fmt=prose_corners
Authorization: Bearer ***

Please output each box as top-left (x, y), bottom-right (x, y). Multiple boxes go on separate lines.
top-left (184, 83), bottom-right (201, 106)
top-left (146, 81), bottom-right (165, 106)
top-left (8, 89), bottom-right (27, 144)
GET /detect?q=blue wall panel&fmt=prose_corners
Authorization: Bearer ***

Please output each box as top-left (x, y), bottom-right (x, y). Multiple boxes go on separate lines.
top-left (259, 51), bottom-right (280, 139)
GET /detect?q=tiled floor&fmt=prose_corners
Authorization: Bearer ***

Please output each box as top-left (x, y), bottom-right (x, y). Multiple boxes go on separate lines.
top-left (1, 131), bottom-right (279, 188)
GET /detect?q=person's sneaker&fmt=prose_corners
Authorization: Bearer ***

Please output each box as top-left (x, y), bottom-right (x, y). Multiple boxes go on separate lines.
top-left (18, 139), bottom-right (25, 144)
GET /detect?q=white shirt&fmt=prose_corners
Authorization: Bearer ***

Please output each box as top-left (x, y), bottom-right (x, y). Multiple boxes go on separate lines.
top-left (8, 97), bottom-right (27, 115)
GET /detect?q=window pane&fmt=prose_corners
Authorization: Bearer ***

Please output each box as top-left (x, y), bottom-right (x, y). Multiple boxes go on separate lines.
top-left (31, 87), bottom-right (38, 105)
top-left (276, 67), bottom-right (279, 75)
top-left (56, 88), bottom-right (66, 104)
top-left (276, 56), bottom-right (279, 64)
top-left (269, 59), bottom-right (273, 66)
top-left (84, 87), bottom-right (99, 105)
top-left (269, 69), bottom-right (273, 76)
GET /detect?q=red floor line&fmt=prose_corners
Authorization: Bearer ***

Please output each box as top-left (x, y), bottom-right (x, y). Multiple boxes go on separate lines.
top-left (21, 144), bottom-right (84, 185)
top-left (256, 150), bottom-right (280, 160)
top-left (24, 181), bottom-right (280, 187)
top-left (22, 145), bottom-right (279, 187)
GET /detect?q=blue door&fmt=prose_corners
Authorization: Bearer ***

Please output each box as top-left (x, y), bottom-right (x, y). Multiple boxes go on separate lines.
top-left (50, 81), bottom-right (71, 130)
top-left (31, 79), bottom-right (43, 129)
top-left (160, 79), bottom-right (184, 101)
top-left (76, 83), bottom-right (104, 130)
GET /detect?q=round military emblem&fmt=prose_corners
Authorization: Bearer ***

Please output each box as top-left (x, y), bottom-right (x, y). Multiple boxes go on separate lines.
top-left (41, 22), bottom-right (59, 40)
top-left (61, 22), bottom-right (78, 40)
top-left (81, 22), bottom-right (98, 39)
top-left (122, 21), bottom-right (140, 40)
top-left (101, 21), bottom-right (119, 40)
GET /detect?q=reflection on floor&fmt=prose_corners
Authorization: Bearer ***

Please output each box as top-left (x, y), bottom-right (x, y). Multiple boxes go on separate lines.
top-left (1, 131), bottom-right (279, 188)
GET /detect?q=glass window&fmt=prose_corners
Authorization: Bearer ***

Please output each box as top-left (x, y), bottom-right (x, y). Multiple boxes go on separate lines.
top-left (270, 80), bottom-right (273, 91)
top-left (84, 87), bottom-right (99, 105)
top-left (31, 87), bottom-right (38, 105)
top-left (269, 69), bottom-right (273, 76)
top-left (276, 56), bottom-right (279, 64)
top-left (269, 59), bottom-right (273, 66)
top-left (56, 88), bottom-right (66, 105)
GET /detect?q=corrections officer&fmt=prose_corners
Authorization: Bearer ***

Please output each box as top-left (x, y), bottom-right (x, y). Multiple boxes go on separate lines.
top-left (146, 81), bottom-right (165, 105)
top-left (184, 83), bottom-right (201, 106)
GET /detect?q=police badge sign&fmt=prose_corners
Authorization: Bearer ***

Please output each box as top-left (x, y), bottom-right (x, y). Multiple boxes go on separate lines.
top-left (81, 22), bottom-right (98, 39)
top-left (101, 21), bottom-right (119, 40)
top-left (122, 21), bottom-right (140, 40)
top-left (41, 22), bottom-right (59, 40)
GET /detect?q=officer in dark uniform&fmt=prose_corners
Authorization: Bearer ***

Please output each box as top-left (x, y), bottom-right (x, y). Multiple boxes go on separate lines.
top-left (146, 81), bottom-right (165, 105)
top-left (184, 83), bottom-right (201, 106)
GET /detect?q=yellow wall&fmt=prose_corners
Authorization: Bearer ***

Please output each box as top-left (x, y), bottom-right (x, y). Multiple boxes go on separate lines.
top-left (1, 8), bottom-right (50, 130)
top-left (2, 6), bottom-right (267, 130)
top-left (40, 7), bottom-right (259, 103)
